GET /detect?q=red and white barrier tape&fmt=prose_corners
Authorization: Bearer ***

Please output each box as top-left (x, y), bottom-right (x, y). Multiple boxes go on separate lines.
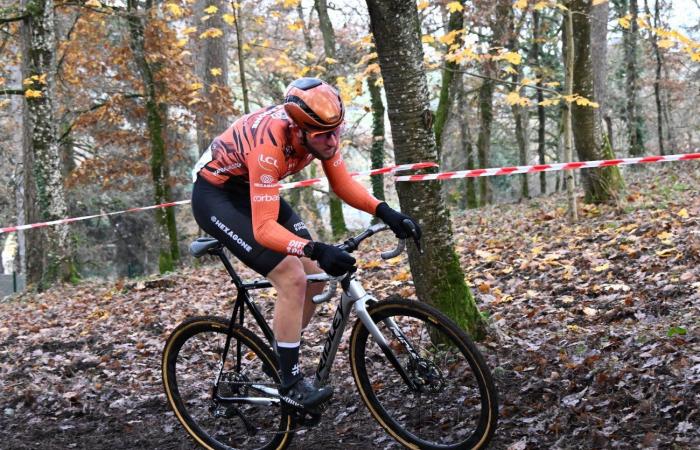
top-left (395, 152), bottom-right (700, 182)
top-left (0, 162), bottom-right (436, 235)
top-left (278, 161), bottom-right (437, 189)
top-left (0, 200), bottom-right (192, 234)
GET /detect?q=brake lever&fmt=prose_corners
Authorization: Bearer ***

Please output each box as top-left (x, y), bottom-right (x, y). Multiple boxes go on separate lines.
top-left (414, 236), bottom-right (423, 255)
top-left (401, 218), bottom-right (424, 255)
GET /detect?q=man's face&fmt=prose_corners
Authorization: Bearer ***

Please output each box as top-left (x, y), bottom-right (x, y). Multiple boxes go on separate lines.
top-left (303, 128), bottom-right (341, 161)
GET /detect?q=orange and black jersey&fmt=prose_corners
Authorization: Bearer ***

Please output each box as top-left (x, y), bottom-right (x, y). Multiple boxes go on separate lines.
top-left (192, 105), bottom-right (381, 256)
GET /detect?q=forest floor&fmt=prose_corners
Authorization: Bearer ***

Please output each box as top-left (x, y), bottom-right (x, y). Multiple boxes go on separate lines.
top-left (1, 165), bottom-right (699, 450)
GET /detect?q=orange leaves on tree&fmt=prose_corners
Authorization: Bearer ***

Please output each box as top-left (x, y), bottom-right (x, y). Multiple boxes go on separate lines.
top-left (514, 0), bottom-right (528, 10)
top-left (24, 89), bottom-right (43, 99)
top-left (199, 28), bottom-right (223, 39)
top-left (494, 50), bottom-right (522, 65)
top-left (203, 5), bottom-right (218, 14)
top-left (417, 1), bottom-right (430, 11)
top-left (505, 91), bottom-right (531, 107)
top-left (439, 29), bottom-right (464, 46)
top-left (222, 14), bottom-right (235, 26)
top-left (446, 2), bottom-right (463, 13)
top-left (165, 3), bottom-right (184, 18)
top-left (287, 20), bottom-right (304, 32)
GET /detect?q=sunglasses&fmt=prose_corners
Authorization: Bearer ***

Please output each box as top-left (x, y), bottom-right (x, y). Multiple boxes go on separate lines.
top-left (305, 124), bottom-right (344, 139)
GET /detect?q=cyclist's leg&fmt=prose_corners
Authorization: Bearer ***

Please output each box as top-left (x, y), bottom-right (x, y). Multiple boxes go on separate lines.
top-left (300, 257), bottom-right (324, 329)
top-left (275, 202), bottom-right (325, 330)
top-left (192, 177), bottom-right (331, 407)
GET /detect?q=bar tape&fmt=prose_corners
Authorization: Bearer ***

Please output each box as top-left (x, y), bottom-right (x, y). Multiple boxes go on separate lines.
top-left (395, 152), bottom-right (700, 182)
top-left (0, 162), bottom-right (437, 235)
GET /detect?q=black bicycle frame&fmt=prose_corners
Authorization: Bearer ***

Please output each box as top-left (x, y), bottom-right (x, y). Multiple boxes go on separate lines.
top-left (209, 244), bottom-right (419, 397)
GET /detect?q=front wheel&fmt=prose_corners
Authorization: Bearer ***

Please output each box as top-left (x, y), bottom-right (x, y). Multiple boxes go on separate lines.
top-left (162, 316), bottom-right (293, 450)
top-left (349, 299), bottom-right (498, 449)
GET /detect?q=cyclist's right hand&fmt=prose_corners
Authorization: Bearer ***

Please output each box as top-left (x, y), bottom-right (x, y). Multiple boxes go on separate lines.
top-left (303, 241), bottom-right (355, 276)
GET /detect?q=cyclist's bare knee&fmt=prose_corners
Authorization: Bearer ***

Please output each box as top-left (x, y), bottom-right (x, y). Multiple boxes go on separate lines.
top-left (268, 256), bottom-right (307, 302)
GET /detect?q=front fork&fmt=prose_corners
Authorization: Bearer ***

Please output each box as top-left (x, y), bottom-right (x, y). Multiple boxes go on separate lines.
top-left (350, 281), bottom-right (422, 391)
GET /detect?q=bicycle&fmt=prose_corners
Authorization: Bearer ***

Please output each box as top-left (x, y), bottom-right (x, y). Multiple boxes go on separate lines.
top-left (162, 223), bottom-right (498, 449)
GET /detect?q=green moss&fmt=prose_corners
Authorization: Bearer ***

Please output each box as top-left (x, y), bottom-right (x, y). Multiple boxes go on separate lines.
top-left (329, 194), bottom-right (347, 239)
top-left (159, 251), bottom-right (174, 274)
top-left (431, 251), bottom-right (485, 340)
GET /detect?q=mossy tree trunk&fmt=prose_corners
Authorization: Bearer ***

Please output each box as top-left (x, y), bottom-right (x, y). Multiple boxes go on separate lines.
top-left (127, 0), bottom-right (179, 273)
top-left (365, 0), bottom-right (484, 339)
top-left (20, 0), bottom-right (74, 289)
top-left (570, 0), bottom-right (624, 204)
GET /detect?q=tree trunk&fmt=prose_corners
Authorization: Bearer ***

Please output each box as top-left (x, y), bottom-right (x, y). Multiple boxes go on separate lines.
top-left (367, 69), bottom-right (386, 202)
top-left (433, 0), bottom-right (464, 155)
top-left (475, 0), bottom-right (510, 206)
top-left (645, 0), bottom-right (665, 154)
top-left (315, 0), bottom-right (347, 238)
top-left (127, 0), bottom-right (179, 273)
top-left (456, 74), bottom-right (477, 209)
top-left (570, 0), bottom-right (624, 204)
top-left (476, 77), bottom-right (493, 206)
top-left (620, 0), bottom-right (645, 155)
top-left (232, 3), bottom-right (250, 114)
top-left (195, 0), bottom-right (231, 154)
top-left (20, 0), bottom-right (73, 289)
top-left (506, 6), bottom-right (528, 200)
top-left (296, 1), bottom-right (314, 52)
top-left (533, 10), bottom-right (547, 195)
top-left (563, 7), bottom-right (577, 221)
top-left (365, 0), bottom-right (484, 338)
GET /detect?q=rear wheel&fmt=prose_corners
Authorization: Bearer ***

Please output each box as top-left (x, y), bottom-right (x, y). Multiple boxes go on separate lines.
top-left (350, 300), bottom-right (498, 449)
top-left (162, 316), bottom-right (292, 450)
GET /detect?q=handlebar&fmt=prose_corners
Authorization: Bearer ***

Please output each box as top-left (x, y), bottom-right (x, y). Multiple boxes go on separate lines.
top-left (311, 222), bottom-right (421, 304)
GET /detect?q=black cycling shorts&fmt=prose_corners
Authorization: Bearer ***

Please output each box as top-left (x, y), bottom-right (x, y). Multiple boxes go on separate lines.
top-left (191, 175), bottom-right (313, 276)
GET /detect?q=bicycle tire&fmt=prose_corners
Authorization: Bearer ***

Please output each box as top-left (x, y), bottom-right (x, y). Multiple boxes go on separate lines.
top-left (349, 299), bottom-right (498, 449)
top-left (162, 316), bottom-right (293, 450)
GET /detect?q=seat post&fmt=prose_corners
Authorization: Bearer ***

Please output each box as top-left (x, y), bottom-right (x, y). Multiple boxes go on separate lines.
top-left (212, 248), bottom-right (245, 290)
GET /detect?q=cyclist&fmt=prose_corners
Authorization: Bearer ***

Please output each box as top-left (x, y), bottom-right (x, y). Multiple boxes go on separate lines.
top-left (191, 77), bottom-right (420, 411)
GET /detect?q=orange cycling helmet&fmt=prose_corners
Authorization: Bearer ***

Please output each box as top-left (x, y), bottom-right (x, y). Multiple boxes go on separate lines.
top-left (284, 78), bottom-right (344, 136)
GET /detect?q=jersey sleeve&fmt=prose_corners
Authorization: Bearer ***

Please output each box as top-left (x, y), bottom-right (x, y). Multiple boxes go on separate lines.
top-left (248, 144), bottom-right (309, 256)
top-left (322, 151), bottom-right (381, 215)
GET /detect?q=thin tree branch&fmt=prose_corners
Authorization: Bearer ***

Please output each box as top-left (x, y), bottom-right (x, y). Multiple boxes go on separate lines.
top-left (59, 93), bottom-right (143, 142)
top-left (0, 88), bottom-right (24, 95)
top-left (0, 14), bottom-right (28, 24)
top-left (438, 65), bottom-right (561, 95)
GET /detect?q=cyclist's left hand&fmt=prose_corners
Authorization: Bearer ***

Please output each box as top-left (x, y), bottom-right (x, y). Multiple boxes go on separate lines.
top-left (375, 202), bottom-right (422, 240)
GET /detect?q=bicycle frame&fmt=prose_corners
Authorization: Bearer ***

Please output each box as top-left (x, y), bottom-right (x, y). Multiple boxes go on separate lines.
top-left (210, 244), bottom-right (420, 400)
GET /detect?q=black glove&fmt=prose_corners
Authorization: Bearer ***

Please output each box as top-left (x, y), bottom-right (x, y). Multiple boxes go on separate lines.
top-left (375, 202), bottom-right (422, 239)
top-left (303, 241), bottom-right (356, 276)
